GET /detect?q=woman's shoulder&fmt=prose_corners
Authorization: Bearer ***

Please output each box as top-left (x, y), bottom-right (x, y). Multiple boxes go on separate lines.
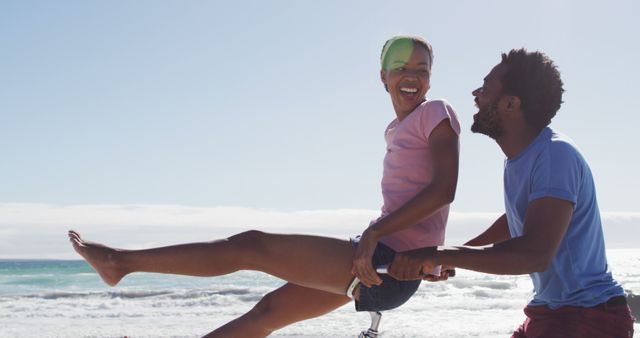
top-left (413, 98), bottom-right (457, 118)
top-left (411, 98), bottom-right (461, 136)
top-left (422, 98), bottom-right (455, 111)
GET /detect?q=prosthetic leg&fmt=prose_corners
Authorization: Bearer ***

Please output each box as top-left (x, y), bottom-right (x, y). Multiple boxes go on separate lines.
top-left (348, 265), bottom-right (454, 337)
top-left (358, 311), bottom-right (382, 338)
top-left (347, 266), bottom-right (389, 338)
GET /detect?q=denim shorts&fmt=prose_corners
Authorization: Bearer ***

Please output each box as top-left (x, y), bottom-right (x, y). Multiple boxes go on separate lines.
top-left (350, 236), bottom-right (421, 312)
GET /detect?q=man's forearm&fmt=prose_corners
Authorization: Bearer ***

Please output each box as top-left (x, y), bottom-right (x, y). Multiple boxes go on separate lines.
top-left (464, 214), bottom-right (510, 246)
top-left (436, 237), bottom-right (550, 275)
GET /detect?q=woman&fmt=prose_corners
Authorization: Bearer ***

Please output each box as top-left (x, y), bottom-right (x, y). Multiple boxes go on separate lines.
top-left (69, 35), bottom-right (460, 337)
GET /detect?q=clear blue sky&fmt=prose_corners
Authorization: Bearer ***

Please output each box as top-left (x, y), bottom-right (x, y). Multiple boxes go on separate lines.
top-left (2, 0), bottom-right (639, 212)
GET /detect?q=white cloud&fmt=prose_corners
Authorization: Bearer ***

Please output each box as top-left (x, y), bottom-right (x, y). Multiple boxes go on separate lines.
top-left (0, 203), bottom-right (637, 259)
top-left (0, 203), bottom-right (378, 228)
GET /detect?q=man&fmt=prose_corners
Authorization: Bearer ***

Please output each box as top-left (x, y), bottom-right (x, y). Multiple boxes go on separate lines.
top-left (388, 49), bottom-right (636, 337)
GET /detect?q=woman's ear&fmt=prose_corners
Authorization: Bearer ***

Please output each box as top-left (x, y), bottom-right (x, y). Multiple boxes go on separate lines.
top-left (380, 69), bottom-right (389, 92)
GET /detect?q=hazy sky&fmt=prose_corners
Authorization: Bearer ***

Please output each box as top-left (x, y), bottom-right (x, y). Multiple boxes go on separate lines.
top-left (2, 0), bottom-right (639, 213)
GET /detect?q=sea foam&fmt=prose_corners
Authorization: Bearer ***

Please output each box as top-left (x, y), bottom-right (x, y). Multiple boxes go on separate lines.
top-left (1, 250), bottom-right (638, 337)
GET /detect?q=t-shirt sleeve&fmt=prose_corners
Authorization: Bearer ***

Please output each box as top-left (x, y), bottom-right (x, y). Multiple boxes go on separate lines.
top-left (529, 142), bottom-right (581, 206)
top-left (418, 99), bottom-right (461, 141)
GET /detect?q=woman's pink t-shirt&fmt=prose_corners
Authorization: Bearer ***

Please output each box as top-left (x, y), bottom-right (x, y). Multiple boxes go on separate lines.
top-left (376, 99), bottom-right (461, 252)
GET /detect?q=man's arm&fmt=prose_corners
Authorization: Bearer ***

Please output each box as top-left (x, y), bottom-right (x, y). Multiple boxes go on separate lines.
top-left (389, 197), bottom-right (573, 279)
top-left (464, 213), bottom-right (511, 246)
top-left (424, 213), bottom-right (510, 280)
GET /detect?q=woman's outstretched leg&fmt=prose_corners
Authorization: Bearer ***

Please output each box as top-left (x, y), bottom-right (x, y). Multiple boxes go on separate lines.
top-left (68, 230), bottom-right (356, 294)
top-left (204, 283), bottom-right (351, 338)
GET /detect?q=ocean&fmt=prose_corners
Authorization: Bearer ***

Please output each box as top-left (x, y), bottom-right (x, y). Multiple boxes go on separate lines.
top-left (1, 250), bottom-right (638, 338)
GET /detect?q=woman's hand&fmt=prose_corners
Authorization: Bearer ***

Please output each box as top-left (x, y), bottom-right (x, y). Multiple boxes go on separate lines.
top-left (351, 229), bottom-right (382, 288)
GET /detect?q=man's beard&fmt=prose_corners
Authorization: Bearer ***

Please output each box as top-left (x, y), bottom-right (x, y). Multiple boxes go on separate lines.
top-left (471, 101), bottom-right (504, 139)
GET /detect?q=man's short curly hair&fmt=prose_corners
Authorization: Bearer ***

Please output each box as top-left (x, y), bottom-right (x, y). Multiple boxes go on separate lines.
top-left (499, 49), bottom-right (564, 130)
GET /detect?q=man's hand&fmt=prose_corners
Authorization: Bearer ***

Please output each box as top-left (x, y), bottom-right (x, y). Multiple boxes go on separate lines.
top-left (388, 246), bottom-right (438, 281)
top-left (423, 265), bottom-right (455, 282)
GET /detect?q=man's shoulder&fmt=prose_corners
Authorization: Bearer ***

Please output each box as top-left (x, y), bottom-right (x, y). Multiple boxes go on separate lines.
top-left (547, 130), bottom-right (583, 159)
top-left (538, 129), bottom-right (591, 175)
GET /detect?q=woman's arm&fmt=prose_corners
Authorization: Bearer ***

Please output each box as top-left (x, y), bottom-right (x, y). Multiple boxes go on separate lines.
top-left (367, 119), bottom-right (459, 238)
top-left (353, 119), bottom-right (459, 287)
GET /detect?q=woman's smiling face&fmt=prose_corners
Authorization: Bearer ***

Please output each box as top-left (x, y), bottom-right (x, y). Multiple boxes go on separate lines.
top-left (381, 41), bottom-right (431, 120)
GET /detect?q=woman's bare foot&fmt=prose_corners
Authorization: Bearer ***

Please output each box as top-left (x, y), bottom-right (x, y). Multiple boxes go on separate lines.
top-left (68, 230), bottom-right (128, 286)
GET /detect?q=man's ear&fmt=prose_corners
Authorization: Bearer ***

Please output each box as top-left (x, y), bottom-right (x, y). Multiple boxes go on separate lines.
top-left (380, 69), bottom-right (389, 92)
top-left (506, 96), bottom-right (521, 112)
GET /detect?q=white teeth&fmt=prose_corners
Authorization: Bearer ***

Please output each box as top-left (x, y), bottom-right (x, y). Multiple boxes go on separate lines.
top-left (400, 87), bottom-right (418, 93)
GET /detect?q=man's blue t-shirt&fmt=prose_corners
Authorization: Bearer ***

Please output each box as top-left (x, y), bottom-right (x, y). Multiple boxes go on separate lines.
top-left (503, 127), bottom-right (623, 308)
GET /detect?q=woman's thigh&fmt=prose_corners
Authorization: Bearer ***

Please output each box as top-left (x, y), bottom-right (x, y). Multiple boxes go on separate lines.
top-left (239, 232), bottom-right (356, 295)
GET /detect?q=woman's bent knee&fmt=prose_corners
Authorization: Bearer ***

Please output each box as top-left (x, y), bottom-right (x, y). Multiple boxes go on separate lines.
top-left (227, 230), bottom-right (269, 269)
top-left (228, 230), bottom-right (268, 248)
top-left (247, 292), bottom-right (280, 332)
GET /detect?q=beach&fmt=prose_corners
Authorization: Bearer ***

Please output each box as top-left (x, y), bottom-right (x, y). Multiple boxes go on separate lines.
top-left (1, 249), bottom-right (638, 338)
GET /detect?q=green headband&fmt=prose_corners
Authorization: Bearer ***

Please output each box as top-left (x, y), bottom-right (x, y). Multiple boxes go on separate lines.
top-left (381, 37), bottom-right (415, 71)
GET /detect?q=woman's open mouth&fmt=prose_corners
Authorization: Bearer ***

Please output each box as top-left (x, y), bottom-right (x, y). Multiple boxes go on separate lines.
top-left (399, 86), bottom-right (419, 99)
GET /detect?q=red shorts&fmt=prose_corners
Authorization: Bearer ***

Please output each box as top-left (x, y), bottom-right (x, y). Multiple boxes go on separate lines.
top-left (511, 297), bottom-right (635, 338)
